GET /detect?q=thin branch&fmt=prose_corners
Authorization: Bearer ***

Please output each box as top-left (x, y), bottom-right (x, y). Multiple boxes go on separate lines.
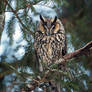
top-left (63, 41), bottom-right (92, 61)
top-left (5, 0), bottom-right (34, 36)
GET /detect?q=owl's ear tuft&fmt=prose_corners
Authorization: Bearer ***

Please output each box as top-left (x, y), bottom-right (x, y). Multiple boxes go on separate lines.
top-left (53, 16), bottom-right (57, 24)
top-left (51, 16), bottom-right (57, 26)
top-left (40, 15), bottom-right (45, 23)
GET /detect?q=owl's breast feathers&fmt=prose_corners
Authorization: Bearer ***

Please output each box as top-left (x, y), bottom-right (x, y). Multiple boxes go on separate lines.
top-left (34, 17), bottom-right (66, 65)
top-left (34, 32), bottom-right (65, 65)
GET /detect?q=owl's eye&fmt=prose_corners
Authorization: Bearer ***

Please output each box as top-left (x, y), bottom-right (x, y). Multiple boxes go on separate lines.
top-left (51, 22), bottom-right (55, 26)
top-left (52, 24), bottom-right (56, 29)
top-left (42, 22), bottom-right (47, 30)
top-left (43, 22), bottom-right (47, 26)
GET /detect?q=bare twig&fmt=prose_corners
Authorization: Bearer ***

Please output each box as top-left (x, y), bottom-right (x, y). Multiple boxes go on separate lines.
top-left (63, 41), bottom-right (92, 61)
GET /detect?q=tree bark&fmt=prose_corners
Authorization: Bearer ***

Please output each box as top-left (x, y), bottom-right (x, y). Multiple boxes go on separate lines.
top-left (0, 13), bottom-right (5, 42)
top-left (0, 0), bottom-right (6, 91)
top-left (0, 0), bottom-right (6, 42)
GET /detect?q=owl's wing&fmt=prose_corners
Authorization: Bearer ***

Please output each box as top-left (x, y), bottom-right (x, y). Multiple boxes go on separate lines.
top-left (34, 31), bottom-right (43, 72)
top-left (34, 49), bottom-right (43, 72)
top-left (34, 49), bottom-right (39, 69)
top-left (62, 34), bottom-right (67, 56)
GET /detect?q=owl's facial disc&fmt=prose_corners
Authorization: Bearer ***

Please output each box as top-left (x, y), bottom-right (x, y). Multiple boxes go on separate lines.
top-left (39, 15), bottom-right (59, 35)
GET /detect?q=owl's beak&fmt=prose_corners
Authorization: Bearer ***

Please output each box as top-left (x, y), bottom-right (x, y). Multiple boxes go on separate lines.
top-left (46, 28), bottom-right (51, 36)
top-left (48, 31), bottom-right (50, 36)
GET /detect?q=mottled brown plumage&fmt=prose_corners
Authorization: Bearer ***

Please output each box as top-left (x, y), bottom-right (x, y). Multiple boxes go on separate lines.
top-left (34, 15), bottom-right (66, 71)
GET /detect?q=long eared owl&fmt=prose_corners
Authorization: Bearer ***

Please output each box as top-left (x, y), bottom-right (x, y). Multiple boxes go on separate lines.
top-left (34, 15), bottom-right (66, 71)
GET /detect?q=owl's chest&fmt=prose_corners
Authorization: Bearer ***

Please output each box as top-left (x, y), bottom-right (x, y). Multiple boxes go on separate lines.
top-left (35, 33), bottom-right (65, 64)
top-left (40, 36), bottom-right (62, 57)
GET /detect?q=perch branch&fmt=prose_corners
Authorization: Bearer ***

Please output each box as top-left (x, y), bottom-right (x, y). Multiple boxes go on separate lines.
top-left (63, 41), bottom-right (92, 61)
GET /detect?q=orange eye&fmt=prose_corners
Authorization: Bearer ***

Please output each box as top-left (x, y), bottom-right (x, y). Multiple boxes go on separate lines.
top-left (53, 24), bottom-right (59, 33)
top-left (39, 24), bottom-right (45, 33)
top-left (52, 25), bottom-right (56, 29)
top-left (43, 22), bottom-right (47, 26)
top-left (43, 22), bottom-right (47, 29)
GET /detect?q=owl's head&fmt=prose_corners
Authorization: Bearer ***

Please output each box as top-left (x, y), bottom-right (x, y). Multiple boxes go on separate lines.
top-left (38, 15), bottom-right (62, 36)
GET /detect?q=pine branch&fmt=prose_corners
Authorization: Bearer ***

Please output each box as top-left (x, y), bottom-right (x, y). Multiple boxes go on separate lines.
top-left (5, 0), bottom-right (34, 36)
